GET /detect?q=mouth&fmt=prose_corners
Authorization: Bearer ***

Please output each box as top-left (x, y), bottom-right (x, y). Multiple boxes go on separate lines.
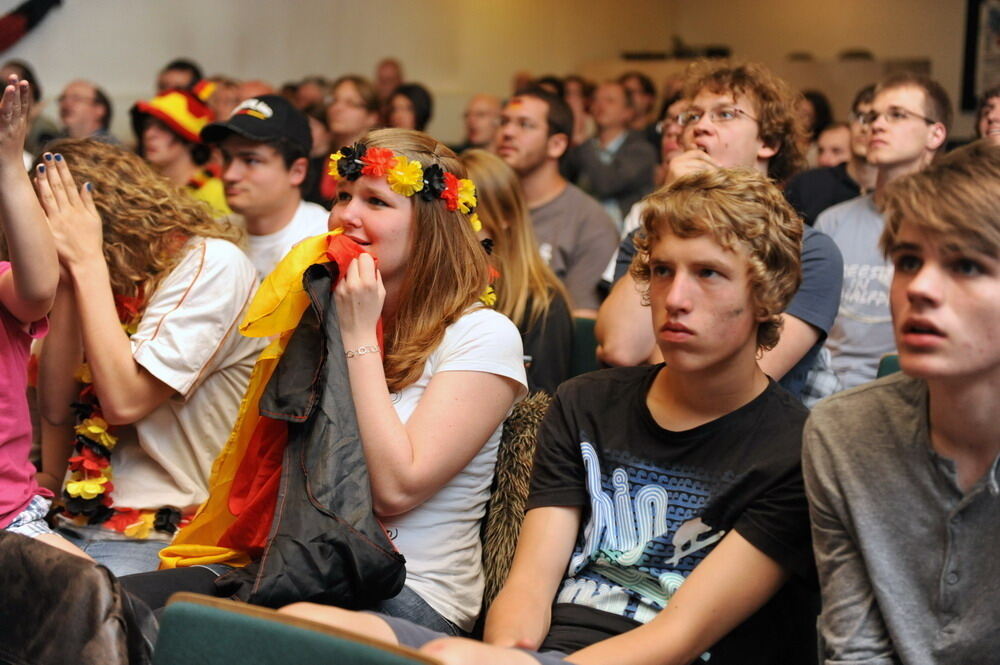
top-left (660, 321), bottom-right (695, 342)
top-left (344, 235), bottom-right (371, 246)
top-left (902, 318), bottom-right (944, 337)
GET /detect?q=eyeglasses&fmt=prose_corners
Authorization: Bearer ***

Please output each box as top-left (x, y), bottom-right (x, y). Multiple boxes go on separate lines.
top-left (677, 106), bottom-right (758, 127)
top-left (859, 106), bottom-right (937, 127)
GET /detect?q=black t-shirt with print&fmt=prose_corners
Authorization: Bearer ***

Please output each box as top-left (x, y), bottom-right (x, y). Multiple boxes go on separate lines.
top-left (527, 365), bottom-right (818, 663)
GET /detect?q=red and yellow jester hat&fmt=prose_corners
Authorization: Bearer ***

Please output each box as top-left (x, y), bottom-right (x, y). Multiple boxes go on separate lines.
top-left (131, 83), bottom-right (215, 144)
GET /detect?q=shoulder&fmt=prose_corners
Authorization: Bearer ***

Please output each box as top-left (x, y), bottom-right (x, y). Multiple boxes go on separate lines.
top-left (563, 184), bottom-right (617, 229)
top-left (788, 166), bottom-right (838, 190)
top-left (801, 226), bottom-right (844, 270)
top-left (554, 365), bottom-right (656, 408)
top-left (806, 373), bottom-right (925, 450)
top-left (814, 194), bottom-right (875, 234)
top-left (435, 307), bottom-right (527, 386)
top-left (622, 132), bottom-right (657, 158)
top-left (295, 201), bottom-right (332, 229)
top-left (162, 237), bottom-right (256, 293)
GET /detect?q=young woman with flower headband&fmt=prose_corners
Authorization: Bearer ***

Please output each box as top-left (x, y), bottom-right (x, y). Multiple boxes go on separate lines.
top-left (296, 128), bottom-right (528, 633)
top-left (120, 129), bottom-right (527, 635)
top-left (459, 149), bottom-right (573, 393)
top-left (34, 138), bottom-right (265, 576)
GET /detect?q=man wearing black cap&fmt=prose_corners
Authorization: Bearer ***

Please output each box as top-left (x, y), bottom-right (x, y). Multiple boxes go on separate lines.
top-left (202, 95), bottom-right (329, 278)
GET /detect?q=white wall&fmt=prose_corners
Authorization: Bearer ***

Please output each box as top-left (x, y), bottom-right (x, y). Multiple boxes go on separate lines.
top-left (2, 0), bottom-right (974, 141)
top-left (2, 0), bottom-right (673, 144)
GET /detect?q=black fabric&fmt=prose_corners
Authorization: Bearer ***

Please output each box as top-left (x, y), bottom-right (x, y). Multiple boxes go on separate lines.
top-left (0, 530), bottom-right (155, 665)
top-left (520, 291), bottom-right (573, 394)
top-left (214, 262), bottom-right (406, 608)
top-left (784, 163), bottom-right (860, 227)
top-left (527, 366), bottom-right (817, 663)
top-left (120, 565), bottom-right (220, 613)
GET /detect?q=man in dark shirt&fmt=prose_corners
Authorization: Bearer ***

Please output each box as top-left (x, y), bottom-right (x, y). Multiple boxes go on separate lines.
top-left (785, 85), bottom-right (878, 226)
top-left (281, 167), bottom-right (819, 665)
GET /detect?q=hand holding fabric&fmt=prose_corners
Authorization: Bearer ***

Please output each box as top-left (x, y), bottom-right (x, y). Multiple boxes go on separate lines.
top-left (334, 253), bottom-right (385, 344)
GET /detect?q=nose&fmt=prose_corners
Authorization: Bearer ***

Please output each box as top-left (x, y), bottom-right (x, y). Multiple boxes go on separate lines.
top-left (334, 195), bottom-right (364, 231)
top-left (905, 262), bottom-right (945, 307)
top-left (662, 271), bottom-right (694, 315)
top-left (221, 159), bottom-right (243, 183)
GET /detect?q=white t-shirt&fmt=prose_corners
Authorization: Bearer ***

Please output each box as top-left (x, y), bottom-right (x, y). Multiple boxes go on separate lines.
top-left (382, 307), bottom-right (527, 631)
top-left (109, 238), bottom-right (266, 518)
top-left (246, 200), bottom-right (330, 279)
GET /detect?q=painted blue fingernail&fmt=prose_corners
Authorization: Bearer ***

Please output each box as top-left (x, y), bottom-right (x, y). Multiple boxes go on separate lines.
top-left (37, 164), bottom-right (45, 173)
top-left (43, 153), bottom-right (52, 161)
top-left (54, 154), bottom-right (62, 162)
top-left (85, 182), bottom-right (93, 192)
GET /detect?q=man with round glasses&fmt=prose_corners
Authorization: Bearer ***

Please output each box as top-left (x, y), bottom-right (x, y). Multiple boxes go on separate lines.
top-left (815, 72), bottom-right (951, 390)
top-left (597, 60), bottom-right (843, 403)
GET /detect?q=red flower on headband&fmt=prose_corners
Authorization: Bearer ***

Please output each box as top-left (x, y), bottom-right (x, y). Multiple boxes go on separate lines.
top-left (361, 147), bottom-right (397, 177)
top-left (441, 172), bottom-right (460, 211)
top-left (68, 446), bottom-right (110, 473)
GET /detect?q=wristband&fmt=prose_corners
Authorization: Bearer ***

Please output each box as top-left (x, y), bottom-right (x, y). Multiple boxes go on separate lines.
top-left (344, 344), bottom-right (380, 359)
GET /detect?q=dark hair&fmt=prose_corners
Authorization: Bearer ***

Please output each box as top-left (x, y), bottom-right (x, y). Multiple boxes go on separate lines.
top-left (563, 74), bottom-right (594, 100)
top-left (134, 116), bottom-right (212, 166)
top-left (2, 59), bottom-right (40, 102)
top-left (390, 83), bottom-right (434, 131)
top-left (851, 84), bottom-right (876, 114)
top-left (619, 70), bottom-right (656, 98)
top-left (534, 75), bottom-right (565, 99)
top-left (802, 90), bottom-right (833, 140)
top-left (512, 87), bottom-right (574, 140)
top-left (161, 58), bottom-right (203, 88)
top-left (265, 135), bottom-right (309, 170)
top-left (976, 84), bottom-right (1000, 136)
top-left (875, 71), bottom-right (952, 135)
top-left (94, 86), bottom-right (113, 130)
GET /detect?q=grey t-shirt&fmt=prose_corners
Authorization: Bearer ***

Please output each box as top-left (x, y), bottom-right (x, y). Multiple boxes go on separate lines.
top-left (804, 373), bottom-right (1000, 665)
top-left (530, 183), bottom-right (618, 310)
top-left (815, 194), bottom-right (895, 390)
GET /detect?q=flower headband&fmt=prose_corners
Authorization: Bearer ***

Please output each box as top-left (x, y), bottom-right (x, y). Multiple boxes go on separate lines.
top-left (329, 143), bottom-right (481, 232)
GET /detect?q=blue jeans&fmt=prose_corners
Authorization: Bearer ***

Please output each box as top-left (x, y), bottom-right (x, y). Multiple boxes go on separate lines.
top-left (369, 585), bottom-right (464, 636)
top-left (58, 527), bottom-right (168, 577)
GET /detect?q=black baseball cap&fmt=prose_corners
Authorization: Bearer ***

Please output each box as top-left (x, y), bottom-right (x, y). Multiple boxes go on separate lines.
top-left (201, 94), bottom-right (312, 154)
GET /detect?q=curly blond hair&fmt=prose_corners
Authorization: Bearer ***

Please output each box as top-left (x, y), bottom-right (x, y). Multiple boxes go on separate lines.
top-left (39, 138), bottom-right (243, 301)
top-left (631, 168), bottom-right (803, 351)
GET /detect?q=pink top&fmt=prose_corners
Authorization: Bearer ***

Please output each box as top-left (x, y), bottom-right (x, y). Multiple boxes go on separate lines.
top-left (0, 261), bottom-right (51, 528)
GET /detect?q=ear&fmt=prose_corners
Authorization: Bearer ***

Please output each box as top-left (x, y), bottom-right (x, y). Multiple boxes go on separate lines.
top-left (925, 123), bottom-right (947, 152)
top-left (288, 156), bottom-right (308, 187)
top-left (546, 132), bottom-right (569, 160)
top-left (756, 138), bottom-right (778, 161)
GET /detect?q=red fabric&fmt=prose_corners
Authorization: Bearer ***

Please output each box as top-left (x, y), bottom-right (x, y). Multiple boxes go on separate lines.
top-left (0, 15), bottom-right (26, 52)
top-left (216, 234), bottom-right (381, 557)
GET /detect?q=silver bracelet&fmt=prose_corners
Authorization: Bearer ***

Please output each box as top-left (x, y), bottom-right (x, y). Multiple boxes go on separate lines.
top-left (344, 344), bottom-right (380, 359)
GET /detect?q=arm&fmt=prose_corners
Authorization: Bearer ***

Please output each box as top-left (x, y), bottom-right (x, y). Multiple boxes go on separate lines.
top-left (483, 506), bottom-right (582, 648)
top-left (37, 152), bottom-right (174, 426)
top-left (0, 76), bottom-right (57, 324)
top-left (758, 314), bottom-right (821, 381)
top-left (595, 271), bottom-right (657, 366)
top-left (36, 282), bottom-right (83, 425)
top-left (566, 530), bottom-right (789, 665)
top-left (802, 420), bottom-right (897, 664)
top-left (336, 254), bottom-right (522, 516)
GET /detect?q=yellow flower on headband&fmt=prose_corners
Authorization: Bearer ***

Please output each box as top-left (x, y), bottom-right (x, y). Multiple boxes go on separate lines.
top-left (479, 286), bottom-right (497, 307)
top-left (75, 417), bottom-right (118, 450)
top-left (328, 152), bottom-right (344, 180)
top-left (469, 212), bottom-right (483, 233)
top-left (387, 155), bottom-right (425, 197)
top-left (66, 475), bottom-right (110, 500)
top-left (456, 178), bottom-right (477, 214)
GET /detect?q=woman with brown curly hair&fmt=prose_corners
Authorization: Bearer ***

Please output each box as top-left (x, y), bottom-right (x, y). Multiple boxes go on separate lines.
top-left (34, 138), bottom-right (265, 575)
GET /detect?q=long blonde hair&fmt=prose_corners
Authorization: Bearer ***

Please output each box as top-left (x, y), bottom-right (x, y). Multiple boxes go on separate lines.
top-left (40, 138), bottom-right (243, 302)
top-left (361, 129), bottom-right (491, 392)
top-left (459, 149), bottom-right (570, 330)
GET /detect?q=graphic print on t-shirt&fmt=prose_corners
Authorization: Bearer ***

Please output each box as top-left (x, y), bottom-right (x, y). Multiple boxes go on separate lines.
top-left (557, 439), bottom-right (729, 624)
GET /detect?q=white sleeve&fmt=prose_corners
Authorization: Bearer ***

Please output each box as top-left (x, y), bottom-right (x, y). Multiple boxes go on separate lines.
top-left (434, 308), bottom-right (528, 399)
top-left (131, 239), bottom-right (258, 397)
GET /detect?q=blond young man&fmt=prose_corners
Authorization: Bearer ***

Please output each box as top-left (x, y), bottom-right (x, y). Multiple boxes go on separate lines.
top-left (282, 167), bottom-right (820, 665)
top-left (805, 140), bottom-right (1000, 665)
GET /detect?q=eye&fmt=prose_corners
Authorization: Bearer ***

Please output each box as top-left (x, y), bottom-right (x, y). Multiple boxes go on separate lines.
top-left (336, 191), bottom-right (351, 203)
top-left (651, 264), bottom-right (673, 278)
top-left (889, 109), bottom-right (909, 121)
top-left (367, 196), bottom-right (389, 207)
top-left (894, 254), bottom-right (921, 273)
top-left (715, 108), bottom-right (738, 121)
top-left (698, 267), bottom-right (720, 278)
top-left (951, 258), bottom-right (985, 277)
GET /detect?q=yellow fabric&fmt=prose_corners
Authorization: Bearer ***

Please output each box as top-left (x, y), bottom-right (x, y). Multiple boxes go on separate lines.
top-left (190, 176), bottom-right (233, 218)
top-left (159, 231), bottom-right (338, 569)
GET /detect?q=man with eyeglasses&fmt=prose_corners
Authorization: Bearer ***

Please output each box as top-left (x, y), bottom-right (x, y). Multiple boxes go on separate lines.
top-left (786, 85), bottom-right (879, 228)
top-left (496, 88), bottom-right (618, 316)
top-left (56, 79), bottom-right (119, 144)
top-left (815, 72), bottom-right (951, 391)
top-left (597, 61), bottom-right (843, 403)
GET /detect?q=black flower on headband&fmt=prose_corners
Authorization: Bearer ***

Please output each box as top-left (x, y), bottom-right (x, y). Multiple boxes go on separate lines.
top-left (419, 164), bottom-right (446, 202)
top-left (337, 143), bottom-right (367, 181)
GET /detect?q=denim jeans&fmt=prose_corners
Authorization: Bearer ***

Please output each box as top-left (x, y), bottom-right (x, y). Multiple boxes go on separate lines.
top-left (58, 526), bottom-right (168, 577)
top-left (370, 585), bottom-right (464, 636)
